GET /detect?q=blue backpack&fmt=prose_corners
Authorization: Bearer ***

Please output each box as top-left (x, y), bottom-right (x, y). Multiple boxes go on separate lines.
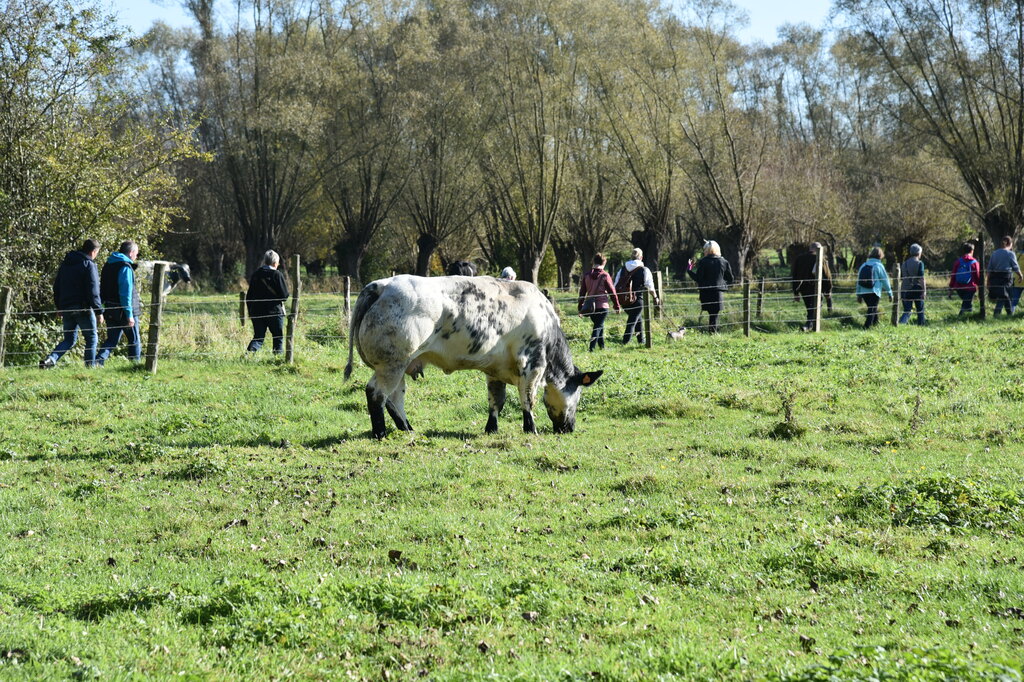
top-left (857, 262), bottom-right (875, 290)
top-left (953, 258), bottom-right (973, 285)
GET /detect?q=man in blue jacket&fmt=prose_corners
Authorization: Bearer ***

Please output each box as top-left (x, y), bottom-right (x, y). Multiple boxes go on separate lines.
top-left (40, 239), bottom-right (104, 368)
top-left (96, 240), bottom-right (142, 365)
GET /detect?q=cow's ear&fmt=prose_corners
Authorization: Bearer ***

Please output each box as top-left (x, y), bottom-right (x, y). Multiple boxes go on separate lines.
top-left (579, 370), bottom-right (603, 387)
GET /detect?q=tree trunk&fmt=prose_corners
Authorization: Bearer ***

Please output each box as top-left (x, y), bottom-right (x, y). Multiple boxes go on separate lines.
top-left (551, 238), bottom-right (577, 289)
top-left (415, 233), bottom-right (439, 277)
top-left (518, 249), bottom-right (544, 285)
top-left (718, 233), bottom-right (752, 284)
top-left (335, 238), bottom-right (366, 284)
top-left (983, 210), bottom-right (1018, 247)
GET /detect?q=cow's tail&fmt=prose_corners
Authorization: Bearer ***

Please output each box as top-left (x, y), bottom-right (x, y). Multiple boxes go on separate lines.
top-left (344, 282), bottom-right (381, 381)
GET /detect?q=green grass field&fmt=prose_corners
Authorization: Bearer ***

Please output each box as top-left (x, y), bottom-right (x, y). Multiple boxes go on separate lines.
top-left (2, 289), bottom-right (1024, 680)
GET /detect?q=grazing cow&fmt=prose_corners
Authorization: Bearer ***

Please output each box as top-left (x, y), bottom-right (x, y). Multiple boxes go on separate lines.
top-left (136, 261), bottom-right (192, 298)
top-left (344, 275), bottom-right (602, 438)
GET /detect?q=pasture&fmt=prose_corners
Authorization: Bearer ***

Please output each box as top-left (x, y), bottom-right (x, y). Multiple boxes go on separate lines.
top-left (2, 293), bottom-right (1024, 680)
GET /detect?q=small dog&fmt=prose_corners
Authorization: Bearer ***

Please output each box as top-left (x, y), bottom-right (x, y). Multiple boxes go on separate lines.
top-left (666, 325), bottom-right (688, 340)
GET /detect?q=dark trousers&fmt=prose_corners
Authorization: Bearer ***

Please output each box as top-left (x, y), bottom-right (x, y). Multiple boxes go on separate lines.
top-left (247, 314), bottom-right (284, 353)
top-left (587, 310), bottom-right (608, 351)
top-left (97, 310), bottom-right (141, 363)
top-left (899, 298), bottom-right (926, 325)
top-left (701, 293), bottom-right (724, 333)
top-left (991, 285), bottom-right (1014, 316)
top-left (956, 289), bottom-right (975, 314)
top-left (46, 310), bottom-right (98, 366)
top-left (622, 305), bottom-right (644, 344)
top-left (862, 293), bottom-right (881, 328)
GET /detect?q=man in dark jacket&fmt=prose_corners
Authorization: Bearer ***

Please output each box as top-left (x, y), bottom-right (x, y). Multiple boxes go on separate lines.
top-left (96, 240), bottom-right (142, 365)
top-left (40, 239), bottom-right (104, 368)
top-left (791, 242), bottom-right (833, 331)
top-left (246, 249), bottom-right (290, 353)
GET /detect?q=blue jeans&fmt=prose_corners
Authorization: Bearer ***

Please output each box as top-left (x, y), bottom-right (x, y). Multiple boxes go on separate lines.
top-left (96, 310), bottom-right (141, 363)
top-left (247, 315), bottom-right (284, 353)
top-left (991, 285), bottom-right (1014, 316)
top-left (899, 298), bottom-right (926, 325)
top-left (1012, 287), bottom-right (1023, 309)
top-left (622, 306), bottom-right (644, 344)
top-left (46, 310), bottom-right (98, 366)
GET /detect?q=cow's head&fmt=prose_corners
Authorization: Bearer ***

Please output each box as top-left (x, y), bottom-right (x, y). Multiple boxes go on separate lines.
top-left (544, 370), bottom-right (603, 433)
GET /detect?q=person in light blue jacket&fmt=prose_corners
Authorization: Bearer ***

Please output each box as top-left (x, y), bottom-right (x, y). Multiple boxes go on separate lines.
top-left (855, 246), bottom-right (893, 329)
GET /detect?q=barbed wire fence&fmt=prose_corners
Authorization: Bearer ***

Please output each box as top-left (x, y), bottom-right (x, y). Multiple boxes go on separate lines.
top-left (0, 259), bottom-right (1019, 372)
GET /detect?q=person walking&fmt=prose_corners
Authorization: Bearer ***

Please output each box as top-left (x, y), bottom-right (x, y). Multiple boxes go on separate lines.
top-left (39, 239), bottom-right (104, 369)
top-left (578, 253), bottom-right (620, 351)
top-left (245, 250), bottom-right (290, 354)
top-left (948, 242), bottom-right (981, 315)
top-left (686, 240), bottom-right (735, 333)
top-left (1013, 241), bottom-right (1024, 311)
top-left (898, 243), bottom-right (927, 325)
top-left (855, 246), bottom-right (893, 329)
top-left (614, 248), bottom-right (658, 344)
top-left (987, 236), bottom-right (1022, 316)
top-left (790, 241), bottom-right (833, 331)
top-left (95, 240), bottom-right (142, 365)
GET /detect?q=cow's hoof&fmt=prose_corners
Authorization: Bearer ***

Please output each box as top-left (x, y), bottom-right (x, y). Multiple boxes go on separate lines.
top-left (372, 430), bottom-right (387, 440)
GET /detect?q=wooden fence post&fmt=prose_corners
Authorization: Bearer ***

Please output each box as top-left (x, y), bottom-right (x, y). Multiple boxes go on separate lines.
top-left (757, 277), bottom-right (765, 319)
top-left (655, 270), bottom-right (664, 320)
top-left (643, 289), bottom-right (653, 349)
top-left (977, 234), bottom-right (986, 319)
top-left (890, 263), bottom-right (902, 326)
top-left (0, 286), bottom-right (12, 368)
top-left (814, 248), bottom-right (824, 332)
top-left (145, 263), bottom-right (168, 374)
top-left (239, 291), bottom-right (247, 326)
top-left (285, 255), bottom-right (301, 364)
top-left (743, 279), bottom-right (751, 337)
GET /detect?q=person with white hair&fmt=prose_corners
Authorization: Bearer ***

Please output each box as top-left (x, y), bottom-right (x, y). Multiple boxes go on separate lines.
top-left (613, 247), bottom-right (658, 344)
top-left (899, 243), bottom-right (927, 325)
top-left (499, 266), bottom-right (516, 281)
top-left (245, 249), bottom-right (290, 354)
top-left (686, 240), bottom-right (735, 333)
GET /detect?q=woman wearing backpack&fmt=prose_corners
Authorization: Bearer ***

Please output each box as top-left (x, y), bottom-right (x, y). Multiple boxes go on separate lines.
top-left (614, 248), bottom-right (658, 345)
top-left (899, 243), bottom-right (927, 325)
top-left (686, 240), bottom-right (734, 333)
top-left (855, 246), bottom-right (893, 329)
top-left (578, 253), bottom-right (620, 351)
top-left (948, 242), bottom-right (981, 315)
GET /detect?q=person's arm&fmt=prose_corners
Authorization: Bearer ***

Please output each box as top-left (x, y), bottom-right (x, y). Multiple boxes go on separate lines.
top-left (89, 262), bottom-right (102, 312)
top-left (118, 266), bottom-right (134, 319)
top-left (685, 262), bottom-right (699, 283)
top-left (879, 264), bottom-right (893, 297)
top-left (723, 261), bottom-right (734, 285)
top-left (973, 260), bottom-right (981, 286)
top-left (643, 267), bottom-right (655, 292)
top-left (277, 270), bottom-right (290, 302)
top-left (604, 273), bottom-right (620, 311)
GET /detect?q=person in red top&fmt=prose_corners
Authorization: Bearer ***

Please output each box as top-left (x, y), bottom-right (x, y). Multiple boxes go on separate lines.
top-left (578, 253), bottom-right (620, 351)
top-left (948, 241), bottom-right (982, 315)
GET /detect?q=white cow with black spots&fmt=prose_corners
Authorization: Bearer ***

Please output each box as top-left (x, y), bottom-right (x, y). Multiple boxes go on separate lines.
top-left (344, 275), bottom-right (602, 439)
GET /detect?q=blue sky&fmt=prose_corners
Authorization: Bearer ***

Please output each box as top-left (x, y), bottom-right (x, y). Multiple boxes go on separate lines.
top-left (101, 0), bottom-right (831, 45)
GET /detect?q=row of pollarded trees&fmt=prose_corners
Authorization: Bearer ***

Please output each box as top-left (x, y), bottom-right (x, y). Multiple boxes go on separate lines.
top-left (134, 0), bottom-right (1024, 286)
top-left (4, 0), bottom-right (1023, 303)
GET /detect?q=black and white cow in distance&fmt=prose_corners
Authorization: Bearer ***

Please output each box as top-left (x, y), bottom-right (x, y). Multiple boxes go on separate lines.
top-left (344, 275), bottom-right (602, 439)
top-left (136, 260), bottom-right (193, 298)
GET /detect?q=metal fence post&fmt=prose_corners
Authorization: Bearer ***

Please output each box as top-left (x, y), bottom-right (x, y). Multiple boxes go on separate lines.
top-left (145, 263), bottom-right (168, 374)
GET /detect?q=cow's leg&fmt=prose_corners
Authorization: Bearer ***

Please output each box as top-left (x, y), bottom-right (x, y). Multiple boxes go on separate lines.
top-left (365, 370), bottom-right (404, 439)
top-left (385, 376), bottom-right (412, 432)
top-left (485, 379), bottom-right (507, 434)
top-left (517, 369), bottom-right (543, 434)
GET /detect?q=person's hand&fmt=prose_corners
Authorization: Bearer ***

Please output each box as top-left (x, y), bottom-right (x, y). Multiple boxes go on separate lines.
top-left (127, 317), bottom-right (135, 328)
top-left (97, 314), bottom-right (104, 326)
top-left (687, 258), bottom-right (694, 270)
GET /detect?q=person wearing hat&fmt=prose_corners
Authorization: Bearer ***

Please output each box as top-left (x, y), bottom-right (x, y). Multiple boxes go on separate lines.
top-left (790, 241), bottom-right (833, 331)
top-left (686, 240), bottom-right (734, 334)
top-left (898, 243), bottom-right (927, 325)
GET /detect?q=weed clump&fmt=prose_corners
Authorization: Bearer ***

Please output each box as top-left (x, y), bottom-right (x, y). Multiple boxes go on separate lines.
top-left (766, 390), bottom-right (805, 440)
top-left (844, 475), bottom-right (1024, 532)
top-left (612, 474), bottom-right (662, 495)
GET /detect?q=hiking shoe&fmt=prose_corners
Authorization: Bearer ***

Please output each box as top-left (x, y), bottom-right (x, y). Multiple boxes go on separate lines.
top-left (39, 357), bottom-right (56, 369)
